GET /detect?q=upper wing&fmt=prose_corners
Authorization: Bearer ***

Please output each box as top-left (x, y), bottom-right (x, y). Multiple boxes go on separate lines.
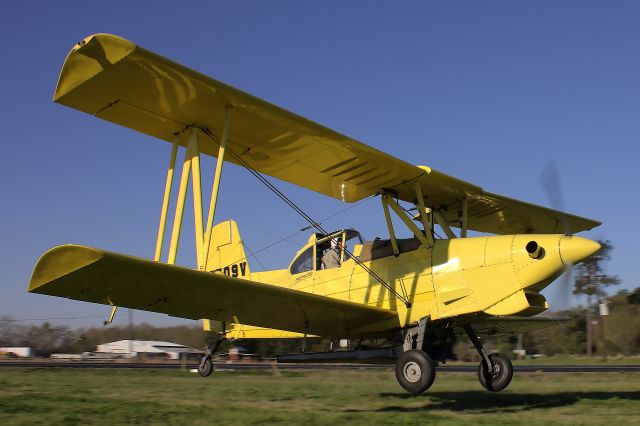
top-left (438, 191), bottom-right (599, 235)
top-left (29, 245), bottom-right (399, 338)
top-left (453, 316), bottom-right (565, 337)
top-left (54, 33), bottom-right (599, 234)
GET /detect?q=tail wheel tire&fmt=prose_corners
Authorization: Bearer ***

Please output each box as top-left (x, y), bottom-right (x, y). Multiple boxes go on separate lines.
top-left (198, 356), bottom-right (213, 377)
top-left (478, 353), bottom-right (513, 392)
top-left (395, 349), bottom-right (436, 394)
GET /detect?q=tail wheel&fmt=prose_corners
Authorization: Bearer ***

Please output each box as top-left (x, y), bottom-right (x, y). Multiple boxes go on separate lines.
top-left (395, 349), bottom-right (436, 394)
top-left (198, 356), bottom-right (213, 377)
top-left (478, 353), bottom-right (513, 392)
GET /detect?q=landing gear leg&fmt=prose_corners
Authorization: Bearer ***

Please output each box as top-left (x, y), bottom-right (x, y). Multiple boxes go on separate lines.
top-left (463, 324), bottom-right (513, 392)
top-left (198, 337), bottom-right (225, 378)
top-left (395, 317), bottom-right (436, 394)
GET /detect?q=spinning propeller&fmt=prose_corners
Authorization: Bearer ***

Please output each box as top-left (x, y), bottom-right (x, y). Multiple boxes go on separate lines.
top-left (541, 162), bottom-right (574, 309)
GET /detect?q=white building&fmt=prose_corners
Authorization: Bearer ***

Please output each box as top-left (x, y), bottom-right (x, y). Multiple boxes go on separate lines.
top-left (0, 347), bottom-right (33, 358)
top-left (96, 340), bottom-right (200, 360)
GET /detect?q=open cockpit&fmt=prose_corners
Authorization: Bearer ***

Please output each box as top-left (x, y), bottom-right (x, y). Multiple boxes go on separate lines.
top-left (289, 229), bottom-right (365, 275)
top-left (288, 229), bottom-right (425, 276)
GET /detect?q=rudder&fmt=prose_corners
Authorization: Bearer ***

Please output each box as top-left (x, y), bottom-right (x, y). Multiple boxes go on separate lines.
top-left (205, 219), bottom-right (251, 279)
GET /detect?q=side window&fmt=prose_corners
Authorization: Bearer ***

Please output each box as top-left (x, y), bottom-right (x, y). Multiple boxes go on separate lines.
top-left (290, 247), bottom-right (314, 275)
top-left (342, 231), bottom-right (363, 262)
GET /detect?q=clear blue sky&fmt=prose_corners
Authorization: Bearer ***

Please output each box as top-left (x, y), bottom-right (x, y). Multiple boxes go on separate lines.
top-left (1, 1), bottom-right (638, 328)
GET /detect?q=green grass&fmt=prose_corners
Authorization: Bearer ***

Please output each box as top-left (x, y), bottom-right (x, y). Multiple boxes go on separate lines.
top-left (440, 355), bottom-right (640, 366)
top-left (511, 355), bottom-right (640, 365)
top-left (0, 367), bottom-right (638, 425)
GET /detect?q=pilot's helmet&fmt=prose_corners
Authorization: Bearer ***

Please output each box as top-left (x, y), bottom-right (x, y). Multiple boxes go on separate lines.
top-left (331, 238), bottom-right (339, 249)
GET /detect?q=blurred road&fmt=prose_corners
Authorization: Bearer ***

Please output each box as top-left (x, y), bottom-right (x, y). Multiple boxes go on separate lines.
top-left (1, 361), bottom-right (639, 372)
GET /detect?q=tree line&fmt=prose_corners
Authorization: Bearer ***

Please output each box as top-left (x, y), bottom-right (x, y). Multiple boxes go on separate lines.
top-left (0, 320), bottom-right (208, 357)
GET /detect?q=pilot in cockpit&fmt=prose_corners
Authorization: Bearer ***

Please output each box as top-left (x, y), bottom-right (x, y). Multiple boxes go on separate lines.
top-left (322, 238), bottom-right (341, 269)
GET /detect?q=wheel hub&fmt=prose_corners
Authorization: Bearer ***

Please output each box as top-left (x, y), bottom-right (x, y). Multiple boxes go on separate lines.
top-left (490, 362), bottom-right (502, 378)
top-left (403, 361), bottom-right (422, 383)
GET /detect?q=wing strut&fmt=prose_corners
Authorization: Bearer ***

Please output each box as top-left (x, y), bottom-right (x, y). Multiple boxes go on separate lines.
top-left (414, 182), bottom-right (435, 247)
top-left (150, 125), bottom-right (232, 268)
top-left (381, 196), bottom-right (400, 256)
top-left (433, 210), bottom-right (457, 239)
top-left (382, 192), bottom-right (432, 248)
top-left (166, 130), bottom-right (195, 264)
top-left (155, 138), bottom-right (179, 261)
top-left (202, 107), bottom-right (233, 267)
top-left (142, 119), bottom-right (236, 332)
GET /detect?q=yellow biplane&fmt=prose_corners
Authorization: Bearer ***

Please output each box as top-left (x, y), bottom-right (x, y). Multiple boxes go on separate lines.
top-left (29, 34), bottom-right (601, 394)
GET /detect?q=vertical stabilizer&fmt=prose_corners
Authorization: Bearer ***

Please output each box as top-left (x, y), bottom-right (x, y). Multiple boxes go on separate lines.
top-left (205, 220), bottom-right (251, 279)
top-left (203, 220), bottom-right (251, 332)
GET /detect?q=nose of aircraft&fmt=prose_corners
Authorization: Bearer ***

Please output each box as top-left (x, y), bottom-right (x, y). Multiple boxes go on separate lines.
top-left (559, 236), bottom-right (601, 266)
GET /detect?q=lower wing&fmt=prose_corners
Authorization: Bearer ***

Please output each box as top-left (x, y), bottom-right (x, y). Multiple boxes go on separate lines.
top-left (29, 245), bottom-right (400, 338)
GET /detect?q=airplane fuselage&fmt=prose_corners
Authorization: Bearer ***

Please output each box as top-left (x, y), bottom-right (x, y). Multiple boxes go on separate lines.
top-left (227, 232), bottom-right (599, 339)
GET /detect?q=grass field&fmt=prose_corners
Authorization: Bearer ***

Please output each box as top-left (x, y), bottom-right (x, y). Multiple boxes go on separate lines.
top-left (1, 367), bottom-right (638, 425)
top-left (511, 355), bottom-right (640, 365)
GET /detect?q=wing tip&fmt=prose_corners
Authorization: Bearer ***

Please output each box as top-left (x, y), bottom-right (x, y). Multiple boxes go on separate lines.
top-left (54, 33), bottom-right (137, 103)
top-left (28, 244), bottom-right (104, 294)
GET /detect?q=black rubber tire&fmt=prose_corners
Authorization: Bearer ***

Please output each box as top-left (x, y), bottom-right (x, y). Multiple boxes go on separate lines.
top-left (198, 356), bottom-right (213, 377)
top-left (478, 353), bottom-right (513, 392)
top-left (395, 349), bottom-right (436, 394)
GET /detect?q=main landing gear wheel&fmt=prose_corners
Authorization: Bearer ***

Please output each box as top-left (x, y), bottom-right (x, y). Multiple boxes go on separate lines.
top-left (477, 353), bottom-right (513, 392)
top-left (198, 356), bottom-right (213, 377)
top-left (395, 349), bottom-right (436, 394)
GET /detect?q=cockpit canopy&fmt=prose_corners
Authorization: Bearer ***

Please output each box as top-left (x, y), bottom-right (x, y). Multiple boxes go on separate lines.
top-left (289, 228), bottom-right (424, 275)
top-left (289, 229), bottom-right (364, 275)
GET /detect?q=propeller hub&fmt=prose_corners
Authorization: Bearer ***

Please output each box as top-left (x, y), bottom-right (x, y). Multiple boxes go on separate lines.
top-left (559, 236), bottom-right (601, 266)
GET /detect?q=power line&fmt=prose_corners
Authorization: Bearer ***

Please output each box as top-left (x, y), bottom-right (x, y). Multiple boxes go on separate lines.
top-left (241, 241), bottom-right (268, 271)
top-left (236, 196), bottom-right (375, 267)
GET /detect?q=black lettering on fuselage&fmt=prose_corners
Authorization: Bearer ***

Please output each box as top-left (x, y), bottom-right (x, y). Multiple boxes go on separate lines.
top-left (213, 262), bottom-right (248, 277)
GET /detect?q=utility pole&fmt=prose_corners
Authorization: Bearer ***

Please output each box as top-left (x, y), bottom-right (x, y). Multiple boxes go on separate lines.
top-left (586, 294), bottom-right (593, 357)
top-left (516, 333), bottom-right (524, 360)
top-left (598, 300), bottom-right (609, 361)
top-left (128, 308), bottom-right (134, 360)
top-left (573, 240), bottom-right (620, 359)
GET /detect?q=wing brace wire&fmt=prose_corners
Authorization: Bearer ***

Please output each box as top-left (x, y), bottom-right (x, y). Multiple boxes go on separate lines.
top-left (200, 127), bottom-right (412, 308)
